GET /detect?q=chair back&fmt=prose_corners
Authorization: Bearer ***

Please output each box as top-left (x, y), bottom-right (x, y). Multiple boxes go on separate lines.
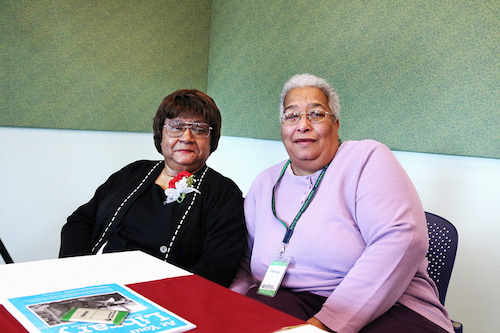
top-left (425, 212), bottom-right (458, 305)
top-left (0, 237), bottom-right (14, 264)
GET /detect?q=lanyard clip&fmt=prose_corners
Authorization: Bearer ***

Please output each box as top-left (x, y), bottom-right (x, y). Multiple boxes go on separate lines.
top-left (278, 243), bottom-right (287, 258)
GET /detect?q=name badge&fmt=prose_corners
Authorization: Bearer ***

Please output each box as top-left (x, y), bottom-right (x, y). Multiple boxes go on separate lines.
top-left (257, 255), bottom-right (290, 297)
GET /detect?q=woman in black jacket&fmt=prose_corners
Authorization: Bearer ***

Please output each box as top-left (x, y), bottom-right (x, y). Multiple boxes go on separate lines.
top-left (59, 89), bottom-right (246, 287)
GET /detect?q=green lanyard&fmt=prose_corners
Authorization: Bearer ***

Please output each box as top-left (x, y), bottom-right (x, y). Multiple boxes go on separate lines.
top-left (271, 160), bottom-right (329, 255)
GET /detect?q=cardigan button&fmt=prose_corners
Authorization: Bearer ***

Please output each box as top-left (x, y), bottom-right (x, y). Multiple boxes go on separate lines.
top-left (160, 245), bottom-right (168, 253)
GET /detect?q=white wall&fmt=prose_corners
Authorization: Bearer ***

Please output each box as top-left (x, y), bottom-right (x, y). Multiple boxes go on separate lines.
top-left (1, 127), bottom-right (499, 332)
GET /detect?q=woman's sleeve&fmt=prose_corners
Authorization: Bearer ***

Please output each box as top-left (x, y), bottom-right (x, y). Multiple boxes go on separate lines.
top-left (188, 178), bottom-right (247, 287)
top-left (315, 143), bottom-right (429, 333)
top-left (229, 188), bottom-right (258, 294)
top-left (58, 166), bottom-right (127, 258)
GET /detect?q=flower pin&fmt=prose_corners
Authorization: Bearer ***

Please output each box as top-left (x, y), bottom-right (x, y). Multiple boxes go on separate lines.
top-left (164, 171), bottom-right (201, 204)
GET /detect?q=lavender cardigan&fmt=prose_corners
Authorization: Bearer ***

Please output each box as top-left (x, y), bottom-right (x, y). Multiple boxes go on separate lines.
top-left (230, 140), bottom-right (453, 333)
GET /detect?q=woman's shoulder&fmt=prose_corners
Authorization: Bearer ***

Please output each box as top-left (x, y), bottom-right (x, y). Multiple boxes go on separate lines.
top-left (203, 166), bottom-right (243, 194)
top-left (337, 139), bottom-right (393, 160)
top-left (247, 160), bottom-right (289, 191)
top-left (254, 160), bottom-right (288, 178)
top-left (118, 159), bottom-right (163, 172)
top-left (335, 140), bottom-right (402, 176)
top-left (340, 139), bottom-right (389, 151)
top-left (110, 160), bottom-right (163, 180)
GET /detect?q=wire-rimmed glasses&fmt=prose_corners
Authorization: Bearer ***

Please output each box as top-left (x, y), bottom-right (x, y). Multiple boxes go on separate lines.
top-left (280, 110), bottom-right (334, 126)
top-left (164, 120), bottom-right (212, 138)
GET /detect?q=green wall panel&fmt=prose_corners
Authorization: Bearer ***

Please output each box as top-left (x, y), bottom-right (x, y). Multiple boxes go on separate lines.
top-left (208, 0), bottom-right (499, 159)
top-left (2, 0), bottom-right (498, 159)
top-left (0, 0), bottom-right (211, 133)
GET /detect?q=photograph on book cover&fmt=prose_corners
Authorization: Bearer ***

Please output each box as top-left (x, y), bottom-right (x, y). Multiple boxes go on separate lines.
top-left (27, 291), bottom-right (144, 327)
top-left (6, 283), bottom-right (195, 333)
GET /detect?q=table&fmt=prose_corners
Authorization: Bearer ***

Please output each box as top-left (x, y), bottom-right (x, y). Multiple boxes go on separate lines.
top-left (0, 251), bottom-right (322, 332)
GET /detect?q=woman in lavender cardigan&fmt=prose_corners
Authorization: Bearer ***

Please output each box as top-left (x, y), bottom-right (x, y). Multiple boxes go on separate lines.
top-left (230, 74), bottom-right (453, 333)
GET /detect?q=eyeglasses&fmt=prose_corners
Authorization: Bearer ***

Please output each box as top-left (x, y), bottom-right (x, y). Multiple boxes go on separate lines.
top-left (280, 110), bottom-right (334, 125)
top-left (164, 120), bottom-right (212, 139)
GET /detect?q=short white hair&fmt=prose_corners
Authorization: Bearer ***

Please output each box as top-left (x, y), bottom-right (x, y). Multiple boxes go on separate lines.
top-left (280, 73), bottom-right (340, 120)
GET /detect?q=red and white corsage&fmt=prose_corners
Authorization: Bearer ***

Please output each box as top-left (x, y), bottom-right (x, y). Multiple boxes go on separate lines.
top-left (164, 171), bottom-right (200, 204)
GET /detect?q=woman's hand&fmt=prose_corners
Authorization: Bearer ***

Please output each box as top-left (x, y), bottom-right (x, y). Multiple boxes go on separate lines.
top-left (306, 317), bottom-right (335, 332)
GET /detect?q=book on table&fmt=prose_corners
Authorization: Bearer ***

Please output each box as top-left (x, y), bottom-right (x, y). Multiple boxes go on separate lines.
top-left (4, 283), bottom-right (196, 333)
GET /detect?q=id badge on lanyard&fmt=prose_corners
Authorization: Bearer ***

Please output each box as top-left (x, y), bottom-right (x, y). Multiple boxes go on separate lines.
top-left (257, 160), bottom-right (329, 297)
top-left (257, 245), bottom-right (291, 297)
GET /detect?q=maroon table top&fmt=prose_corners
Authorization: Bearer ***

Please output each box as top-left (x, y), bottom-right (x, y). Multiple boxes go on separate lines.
top-left (0, 274), bottom-right (305, 332)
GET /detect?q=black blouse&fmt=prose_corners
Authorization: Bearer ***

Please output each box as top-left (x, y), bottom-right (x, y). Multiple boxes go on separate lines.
top-left (104, 182), bottom-right (179, 258)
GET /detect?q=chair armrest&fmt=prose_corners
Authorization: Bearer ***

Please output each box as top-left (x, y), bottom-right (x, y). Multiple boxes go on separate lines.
top-left (452, 319), bottom-right (463, 333)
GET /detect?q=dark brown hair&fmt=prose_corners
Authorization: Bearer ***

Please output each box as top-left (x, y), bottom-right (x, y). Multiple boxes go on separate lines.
top-left (153, 89), bottom-right (221, 154)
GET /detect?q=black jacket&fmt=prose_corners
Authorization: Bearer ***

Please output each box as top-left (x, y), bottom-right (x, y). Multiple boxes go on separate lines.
top-left (59, 160), bottom-right (246, 287)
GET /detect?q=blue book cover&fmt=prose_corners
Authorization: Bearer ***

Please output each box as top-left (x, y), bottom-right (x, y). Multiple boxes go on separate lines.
top-left (5, 283), bottom-right (196, 333)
